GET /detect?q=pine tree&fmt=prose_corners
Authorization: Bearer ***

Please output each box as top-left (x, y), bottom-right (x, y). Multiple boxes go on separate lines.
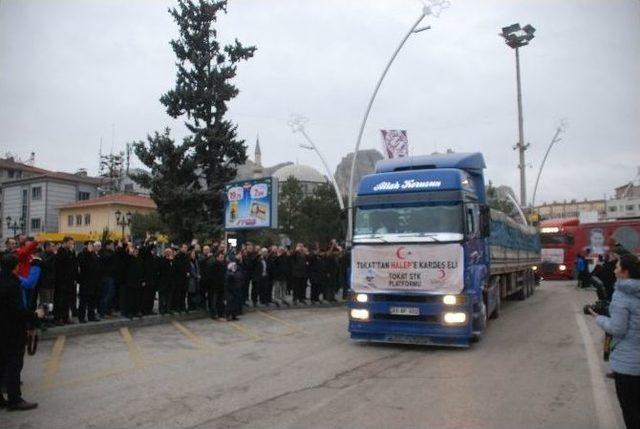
top-left (132, 128), bottom-right (202, 241)
top-left (163, 0), bottom-right (256, 234)
top-left (131, 0), bottom-right (256, 239)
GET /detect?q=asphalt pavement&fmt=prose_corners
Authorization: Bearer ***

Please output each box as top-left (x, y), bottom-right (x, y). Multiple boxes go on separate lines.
top-left (2, 281), bottom-right (625, 429)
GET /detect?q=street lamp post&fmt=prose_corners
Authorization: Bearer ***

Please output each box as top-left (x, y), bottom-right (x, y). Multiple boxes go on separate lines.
top-left (531, 120), bottom-right (567, 209)
top-left (5, 216), bottom-right (25, 236)
top-left (115, 209), bottom-right (132, 240)
top-left (500, 23), bottom-right (536, 208)
top-left (346, 0), bottom-right (449, 246)
top-left (288, 115), bottom-right (345, 210)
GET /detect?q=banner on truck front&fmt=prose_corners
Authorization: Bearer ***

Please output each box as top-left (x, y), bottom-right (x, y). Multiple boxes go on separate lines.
top-left (380, 129), bottom-right (409, 159)
top-left (352, 244), bottom-right (464, 294)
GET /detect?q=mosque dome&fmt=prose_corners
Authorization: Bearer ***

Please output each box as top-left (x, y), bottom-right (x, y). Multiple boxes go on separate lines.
top-left (273, 164), bottom-right (326, 183)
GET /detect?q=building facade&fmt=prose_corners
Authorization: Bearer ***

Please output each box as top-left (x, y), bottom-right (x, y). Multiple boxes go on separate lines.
top-left (1, 172), bottom-right (103, 238)
top-left (534, 199), bottom-right (606, 220)
top-left (58, 193), bottom-right (157, 239)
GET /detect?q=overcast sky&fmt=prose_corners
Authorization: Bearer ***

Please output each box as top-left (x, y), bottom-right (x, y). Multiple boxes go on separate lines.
top-left (1, 0), bottom-right (638, 205)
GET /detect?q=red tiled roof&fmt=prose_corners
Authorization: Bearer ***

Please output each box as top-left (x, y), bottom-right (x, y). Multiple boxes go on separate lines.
top-left (1, 158), bottom-right (105, 185)
top-left (60, 193), bottom-right (157, 210)
top-left (0, 158), bottom-right (50, 175)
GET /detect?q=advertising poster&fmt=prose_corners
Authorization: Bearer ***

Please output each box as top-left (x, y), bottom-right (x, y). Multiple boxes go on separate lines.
top-left (224, 177), bottom-right (278, 230)
top-left (352, 244), bottom-right (464, 294)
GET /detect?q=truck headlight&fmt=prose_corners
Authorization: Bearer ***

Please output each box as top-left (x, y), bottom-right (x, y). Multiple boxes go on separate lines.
top-left (355, 293), bottom-right (368, 303)
top-left (559, 264), bottom-right (567, 271)
top-left (443, 312), bottom-right (467, 325)
top-left (443, 295), bottom-right (457, 305)
top-left (532, 265), bottom-right (538, 271)
top-left (350, 309), bottom-right (370, 320)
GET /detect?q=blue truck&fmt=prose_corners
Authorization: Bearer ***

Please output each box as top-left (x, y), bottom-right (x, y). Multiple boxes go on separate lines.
top-left (348, 152), bottom-right (540, 347)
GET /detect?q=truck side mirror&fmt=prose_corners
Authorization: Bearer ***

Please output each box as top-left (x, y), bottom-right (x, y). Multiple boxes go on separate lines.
top-left (480, 205), bottom-right (491, 237)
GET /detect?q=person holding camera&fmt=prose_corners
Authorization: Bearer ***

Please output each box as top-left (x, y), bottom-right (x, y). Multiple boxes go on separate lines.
top-left (0, 254), bottom-right (46, 411)
top-left (589, 253), bottom-right (640, 429)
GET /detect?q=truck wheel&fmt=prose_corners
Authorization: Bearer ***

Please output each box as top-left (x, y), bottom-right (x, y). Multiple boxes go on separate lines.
top-left (515, 280), bottom-right (526, 301)
top-left (490, 288), bottom-right (501, 319)
top-left (471, 302), bottom-right (487, 342)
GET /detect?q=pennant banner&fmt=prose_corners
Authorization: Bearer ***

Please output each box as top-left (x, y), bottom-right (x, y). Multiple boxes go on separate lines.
top-left (381, 129), bottom-right (409, 159)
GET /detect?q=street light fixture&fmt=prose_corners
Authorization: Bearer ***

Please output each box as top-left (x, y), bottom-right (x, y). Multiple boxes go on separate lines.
top-left (346, 0), bottom-right (450, 246)
top-left (500, 22), bottom-right (536, 208)
top-left (115, 209), bottom-right (132, 240)
top-left (5, 216), bottom-right (25, 236)
top-left (288, 115), bottom-right (345, 210)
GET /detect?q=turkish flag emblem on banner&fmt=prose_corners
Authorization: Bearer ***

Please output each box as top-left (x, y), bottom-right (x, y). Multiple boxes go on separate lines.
top-left (380, 129), bottom-right (409, 159)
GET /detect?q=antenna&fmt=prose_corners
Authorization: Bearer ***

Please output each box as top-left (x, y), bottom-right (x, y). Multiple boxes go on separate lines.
top-left (99, 137), bottom-right (103, 175)
top-left (125, 143), bottom-right (131, 175)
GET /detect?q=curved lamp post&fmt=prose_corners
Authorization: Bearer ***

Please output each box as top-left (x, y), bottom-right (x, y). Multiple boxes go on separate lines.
top-left (531, 120), bottom-right (567, 209)
top-left (346, 0), bottom-right (450, 246)
top-left (288, 115), bottom-right (344, 210)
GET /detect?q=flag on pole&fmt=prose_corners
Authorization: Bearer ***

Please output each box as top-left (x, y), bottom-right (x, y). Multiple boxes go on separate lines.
top-left (380, 130), bottom-right (409, 159)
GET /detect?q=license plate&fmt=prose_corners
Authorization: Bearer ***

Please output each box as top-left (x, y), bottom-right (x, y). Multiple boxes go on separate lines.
top-left (389, 306), bottom-right (419, 316)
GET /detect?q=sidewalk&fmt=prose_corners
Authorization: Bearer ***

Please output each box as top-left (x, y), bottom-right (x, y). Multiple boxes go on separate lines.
top-left (39, 299), bottom-right (347, 340)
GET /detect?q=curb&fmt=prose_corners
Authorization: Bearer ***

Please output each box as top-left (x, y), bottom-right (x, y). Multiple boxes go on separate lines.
top-left (39, 300), bottom-right (347, 340)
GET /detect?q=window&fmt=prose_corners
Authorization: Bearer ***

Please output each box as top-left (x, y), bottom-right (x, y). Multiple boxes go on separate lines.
top-left (8, 170), bottom-right (14, 178)
top-left (78, 191), bottom-right (91, 201)
top-left (31, 186), bottom-right (42, 200)
top-left (30, 218), bottom-right (41, 231)
top-left (21, 189), bottom-right (28, 225)
top-left (68, 215), bottom-right (74, 226)
top-left (609, 206), bottom-right (617, 212)
top-left (626, 205), bottom-right (634, 211)
top-left (76, 214), bottom-right (82, 226)
top-left (84, 213), bottom-right (91, 225)
top-left (124, 184), bottom-right (134, 192)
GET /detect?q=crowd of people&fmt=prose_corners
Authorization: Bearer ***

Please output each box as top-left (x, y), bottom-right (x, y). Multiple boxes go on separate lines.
top-left (0, 234), bottom-right (350, 326)
top-left (0, 233), bottom-right (350, 411)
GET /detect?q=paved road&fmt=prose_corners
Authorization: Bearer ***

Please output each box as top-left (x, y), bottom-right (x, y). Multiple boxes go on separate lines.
top-left (4, 281), bottom-right (624, 429)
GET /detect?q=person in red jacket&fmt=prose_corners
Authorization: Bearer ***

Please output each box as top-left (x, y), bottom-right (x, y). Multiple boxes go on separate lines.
top-left (15, 234), bottom-right (38, 279)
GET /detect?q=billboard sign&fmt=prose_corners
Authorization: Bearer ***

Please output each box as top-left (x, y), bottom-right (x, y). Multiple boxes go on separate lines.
top-left (224, 177), bottom-right (279, 230)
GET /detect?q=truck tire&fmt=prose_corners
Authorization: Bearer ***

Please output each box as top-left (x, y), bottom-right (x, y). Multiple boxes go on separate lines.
top-left (490, 287), bottom-right (501, 319)
top-left (471, 301), bottom-right (487, 342)
top-left (515, 273), bottom-right (526, 301)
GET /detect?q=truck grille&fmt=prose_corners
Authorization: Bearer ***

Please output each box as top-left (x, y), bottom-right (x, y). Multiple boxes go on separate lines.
top-left (373, 314), bottom-right (440, 323)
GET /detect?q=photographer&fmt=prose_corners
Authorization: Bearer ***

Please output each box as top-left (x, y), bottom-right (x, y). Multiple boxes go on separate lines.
top-left (0, 254), bottom-right (45, 411)
top-left (588, 254), bottom-right (640, 429)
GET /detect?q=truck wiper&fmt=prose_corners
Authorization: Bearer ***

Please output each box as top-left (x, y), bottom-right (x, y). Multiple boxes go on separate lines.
top-left (355, 234), bottom-right (389, 243)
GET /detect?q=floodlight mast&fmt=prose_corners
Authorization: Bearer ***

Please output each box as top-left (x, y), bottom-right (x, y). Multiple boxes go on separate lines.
top-left (500, 23), bottom-right (536, 209)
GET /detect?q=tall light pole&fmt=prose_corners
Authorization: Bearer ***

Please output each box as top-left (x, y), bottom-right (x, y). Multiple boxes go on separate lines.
top-left (288, 115), bottom-right (344, 210)
top-left (346, 0), bottom-right (450, 246)
top-left (531, 120), bottom-right (567, 209)
top-left (500, 23), bottom-right (536, 208)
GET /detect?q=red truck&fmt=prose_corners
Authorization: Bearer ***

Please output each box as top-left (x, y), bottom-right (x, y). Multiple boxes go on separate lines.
top-left (539, 217), bottom-right (640, 280)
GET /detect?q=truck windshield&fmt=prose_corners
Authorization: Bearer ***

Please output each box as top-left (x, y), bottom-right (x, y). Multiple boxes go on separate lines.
top-left (354, 202), bottom-right (463, 242)
top-left (540, 233), bottom-right (574, 246)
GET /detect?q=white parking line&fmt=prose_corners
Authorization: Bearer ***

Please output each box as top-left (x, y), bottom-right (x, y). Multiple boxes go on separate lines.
top-left (574, 311), bottom-right (619, 429)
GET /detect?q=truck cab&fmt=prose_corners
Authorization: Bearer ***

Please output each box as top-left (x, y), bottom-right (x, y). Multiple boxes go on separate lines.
top-left (348, 152), bottom-right (539, 347)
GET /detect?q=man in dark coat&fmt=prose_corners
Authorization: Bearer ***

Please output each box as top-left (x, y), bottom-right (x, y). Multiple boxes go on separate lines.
top-left (291, 243), bottom-right (308, 304)
top-left (54, 236), bottom-right (77, 325)
top-left (172, 244), bottom-right (190, 313)
top-left (224, 260), bottom-right (243, 321)
top-left (140, 243), bottom-right (159, 315)
top-left (98, 241), bottom-right (116, 317)
top-left (124, 246), bottom-right (144, 319)
top-left (0, 254), bottom-right (44, 411)
top-left (308, 247), bottom-right (325, 303)
top-left (77, 242), bottom-right (101, 323)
